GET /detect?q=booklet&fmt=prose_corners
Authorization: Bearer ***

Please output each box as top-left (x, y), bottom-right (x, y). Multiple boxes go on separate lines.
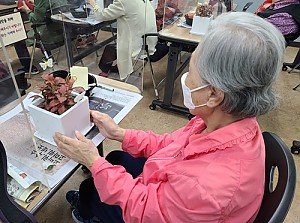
top-left (7, 162), bottom-right (42, 208)
top-left (7, 162), bottom-right (43, 208)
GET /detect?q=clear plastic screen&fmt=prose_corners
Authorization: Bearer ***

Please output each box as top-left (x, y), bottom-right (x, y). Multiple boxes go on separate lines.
top-left (0, 22), bottom-right (52, 212)
top-left (159, 0), bottom-right (199, 30)
top-left (0, 4), bottom-right (87, 211)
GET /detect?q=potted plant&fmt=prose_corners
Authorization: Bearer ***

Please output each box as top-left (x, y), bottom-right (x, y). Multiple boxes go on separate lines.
top-left (28, 73), bottom-right (92, 145)
top-left (190, 2), bottom-right (213, 35)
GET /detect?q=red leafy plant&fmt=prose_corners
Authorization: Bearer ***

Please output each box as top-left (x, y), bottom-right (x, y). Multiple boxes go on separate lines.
top-left (31, 73), bottom-right (85, 115)
top-left (196, 3), bottom-right (213, 17)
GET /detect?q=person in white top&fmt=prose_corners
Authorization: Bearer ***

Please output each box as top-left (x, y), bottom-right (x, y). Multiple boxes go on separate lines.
top-left (87, 0), bottom-right (157, 80)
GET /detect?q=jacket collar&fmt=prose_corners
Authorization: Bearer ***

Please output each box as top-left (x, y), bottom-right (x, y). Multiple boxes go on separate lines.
top-left (183, 117), bottom-right (259, 159)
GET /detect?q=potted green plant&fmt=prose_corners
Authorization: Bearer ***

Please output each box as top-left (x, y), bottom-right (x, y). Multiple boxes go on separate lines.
top-left (28, 73), bottom-right (92, 145)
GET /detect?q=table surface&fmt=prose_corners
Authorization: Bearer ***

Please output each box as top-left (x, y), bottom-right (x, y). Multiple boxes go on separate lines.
top-left (51, 13), bottom-right (107, 26)
top-left (94, 75), bottom-right (141, 94)
top-left (51, 13), bottom-right (91, 25)
top-left (158, 17), bottom-right (203, 45)
top-left (0, 4), bottom-right (15, 10)
top-left (0, 76), bottom-right (140, 213)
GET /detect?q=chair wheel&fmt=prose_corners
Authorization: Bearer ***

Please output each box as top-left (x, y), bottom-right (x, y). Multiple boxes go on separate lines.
top-left (149, 104), bottom-right (156, 110)
top-left (291, 141), bottom-right (300, 154)
top-left (282, 65), bottom-right (288, 71)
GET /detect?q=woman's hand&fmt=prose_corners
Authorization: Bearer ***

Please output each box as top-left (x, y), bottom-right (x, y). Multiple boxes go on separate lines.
top-left (18, 1), bottom-right (30, 12)
top-left (90, 110), bottom-right (126, 142)
top-left (86, 0), bottom-right (96, 6)
top-left (53, 131), bottom-right (100, 169)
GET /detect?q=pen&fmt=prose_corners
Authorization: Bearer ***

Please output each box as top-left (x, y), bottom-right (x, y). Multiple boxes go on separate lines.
top-left (96, 84), bottom-right (114, 92)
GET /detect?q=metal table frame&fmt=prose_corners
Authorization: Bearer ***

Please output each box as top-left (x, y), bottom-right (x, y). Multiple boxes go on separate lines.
top-left (51, 14), bottom-right (116, 68)
top-left (150, 20), bottom-right (201, 117)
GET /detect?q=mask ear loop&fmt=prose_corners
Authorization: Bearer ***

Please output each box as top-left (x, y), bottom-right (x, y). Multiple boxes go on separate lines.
top-left (190, 84), bottom-right (211, 93)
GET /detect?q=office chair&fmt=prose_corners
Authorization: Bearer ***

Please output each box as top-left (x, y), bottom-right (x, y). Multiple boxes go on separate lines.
top-left (0, 72), bottom-right (28, 108)
top-left (253, 132), bottom-right (296, 223)
top-left (242, 2), bottom-right (253, 11)
top-left (0, 60), bottom-right (29, 108)
top-left (282, 41), bottom-right (300, 90)
top-left (132, 33), bottom-right (169, 98)
top-left (0, 141), bottom-right (37, 223)
top-left (253, 1), bottom-right (300, 90)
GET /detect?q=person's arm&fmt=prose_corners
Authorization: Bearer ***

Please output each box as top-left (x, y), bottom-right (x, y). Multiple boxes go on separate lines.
top-left (122, 126), bottom-right (189, 158)
top-left (87, 0), bottom-right (126, 21)
top-left (55, 110), bottom-right (196, 160)
top-left (23, 0), bottom-right (48, 23)
top-left (90, 110), bottom-right (191, 157)
top-left (122, 116), bottom-right (200, 158)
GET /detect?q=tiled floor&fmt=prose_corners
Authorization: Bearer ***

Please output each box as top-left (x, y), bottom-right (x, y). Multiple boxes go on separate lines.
top-left (1, 33), bottom-right (300, 222)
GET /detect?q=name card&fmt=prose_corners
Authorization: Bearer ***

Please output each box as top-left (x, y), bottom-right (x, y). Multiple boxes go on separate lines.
top-left (70, 66), bottom-right (88, 90)
top-left (0, 12), bottom-right (27, 47)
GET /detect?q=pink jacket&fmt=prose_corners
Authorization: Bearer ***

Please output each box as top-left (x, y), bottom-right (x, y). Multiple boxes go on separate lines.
top-left (91, 117), bottom-right (265, 223)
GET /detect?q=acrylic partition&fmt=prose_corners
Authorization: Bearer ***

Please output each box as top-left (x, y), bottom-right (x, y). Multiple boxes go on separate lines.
top-left (158, 0), bottom-right (199, 31)
top-left (0, 30), bottom-right (54, 212)
top-left (158, 0), bottom-right (236, 31)
top-left (0, 20), bottom-right (82, 213)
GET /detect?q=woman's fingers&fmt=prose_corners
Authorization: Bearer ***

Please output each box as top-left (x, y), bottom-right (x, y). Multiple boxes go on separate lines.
top-left (75, 130), bottom-right (87, 142)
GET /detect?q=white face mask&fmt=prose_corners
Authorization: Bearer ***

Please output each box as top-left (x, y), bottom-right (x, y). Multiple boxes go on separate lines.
top-left (181, 72), bottom-right (210, 109)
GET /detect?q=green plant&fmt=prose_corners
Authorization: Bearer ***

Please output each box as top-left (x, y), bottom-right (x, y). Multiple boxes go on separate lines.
top-left (31, 73), bottom-right (84, 115)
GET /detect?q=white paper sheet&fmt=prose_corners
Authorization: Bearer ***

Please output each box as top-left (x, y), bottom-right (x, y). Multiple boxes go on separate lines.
top-left (61, 12), bottom-right (102, 25)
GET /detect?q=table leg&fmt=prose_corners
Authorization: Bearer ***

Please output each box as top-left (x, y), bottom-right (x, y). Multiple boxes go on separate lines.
top-left (150, 43), bottom-right (191, 116)
top-left (163, 43), bottom-right (180, 106)
top-left (97, 142), bottom-right (104, 157)
top-left (63, 24), bottom-right (74, 68)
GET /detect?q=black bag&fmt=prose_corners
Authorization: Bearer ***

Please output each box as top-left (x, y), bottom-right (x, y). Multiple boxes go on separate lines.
top-left (98, 44), bottom-right (117, 73)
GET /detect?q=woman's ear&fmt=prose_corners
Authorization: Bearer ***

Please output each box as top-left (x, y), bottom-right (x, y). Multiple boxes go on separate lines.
top-left (206, 86), bottom-right (224, 108)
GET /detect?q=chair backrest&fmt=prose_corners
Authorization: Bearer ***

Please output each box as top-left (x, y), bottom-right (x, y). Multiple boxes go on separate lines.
top-left (242, 1), bottom-right (253, 11)
top-left (253, 132), bottom-right (296, 223)
top-left (0, 60), bottom-right (26, 108)
top-left (0, 141), bottom-right (37, 223)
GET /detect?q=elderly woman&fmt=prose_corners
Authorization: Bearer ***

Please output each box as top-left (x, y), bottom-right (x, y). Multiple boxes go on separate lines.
top-left (54, 12), bottom-right (285, 223)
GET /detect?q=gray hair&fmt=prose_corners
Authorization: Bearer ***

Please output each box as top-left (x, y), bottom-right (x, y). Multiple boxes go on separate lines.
top-left (195, 12), bottom-right (286, 118)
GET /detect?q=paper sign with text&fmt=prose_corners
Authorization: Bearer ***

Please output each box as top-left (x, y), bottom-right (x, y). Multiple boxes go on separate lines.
top-left (0, 12), bottom-right (27, 47)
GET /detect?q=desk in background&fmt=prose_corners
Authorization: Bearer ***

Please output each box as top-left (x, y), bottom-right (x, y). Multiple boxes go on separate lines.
top-left (51, 14), bottom-right (116, 68)
top-left (150, 18), bottom-right (203, 117)
top-left (0, 75), bottom-right (141, 215)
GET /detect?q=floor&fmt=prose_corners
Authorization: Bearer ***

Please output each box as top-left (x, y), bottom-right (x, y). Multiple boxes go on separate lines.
top-left (1, 31), bottom-right (300, 222)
